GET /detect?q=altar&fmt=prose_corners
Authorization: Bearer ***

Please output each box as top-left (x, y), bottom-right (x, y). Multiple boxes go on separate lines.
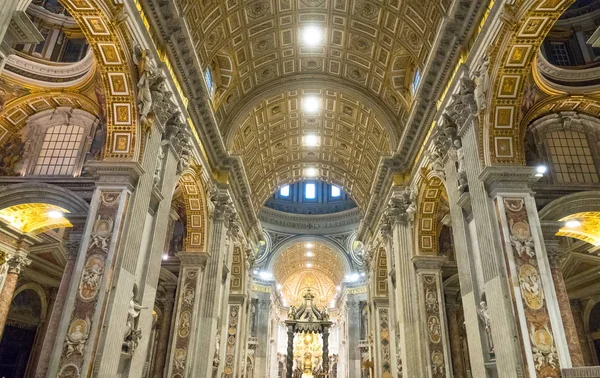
top-left (285, 290), bottom-right (332, 378)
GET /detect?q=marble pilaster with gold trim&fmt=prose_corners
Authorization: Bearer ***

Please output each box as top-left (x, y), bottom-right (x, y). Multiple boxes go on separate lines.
top-left (48, 188), bottom-right (130, 378)
top-left (165, 252), bottom-right (208, 378)
top-left (485, 167), bottom-right (573, 377)
top-left (414, 257), bottom-right (452, 378)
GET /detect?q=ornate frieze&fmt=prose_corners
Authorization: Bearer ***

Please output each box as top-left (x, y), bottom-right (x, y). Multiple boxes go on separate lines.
top-left (419, 273), bottom-right (449, 378)
top-left (378, 308), bottom-right (392, 377)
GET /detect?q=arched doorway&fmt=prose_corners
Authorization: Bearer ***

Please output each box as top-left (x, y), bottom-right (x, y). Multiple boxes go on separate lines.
top-left (0, 287), bottom-right (45, 378)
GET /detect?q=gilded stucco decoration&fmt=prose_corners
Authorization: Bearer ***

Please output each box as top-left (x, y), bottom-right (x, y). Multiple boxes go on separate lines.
top-left (179, 170), bottom-right (209, 252)
top-left (374, 247), bottom-right (388, 297)
top-left (230, 246), bottom-right (245, 293)
top-left (171, 0), bottom-right (451, 124)
top-left (274, 242), bottom-right (345, 307)
top-left (0, 203), bottom-right (72, 233)
top-left (557, 212), bottom-right (600, 246)
top-left (0, 92), bottom-right (99, 146)
top-left (230, 89), bottom-right (393, 209)
top-left (485, 0), bottom-right (576, 165)
top-left (54, 0), bottom-right (139, 160)
top-left (414, 174), bottom-right (449, 255)
top-left (521, 95), bottom-right (600, 130)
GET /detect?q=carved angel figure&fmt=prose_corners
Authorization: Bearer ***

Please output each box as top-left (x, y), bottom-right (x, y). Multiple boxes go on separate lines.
top-left (510, 234), bottom-right (536, 258)
top-left (66, 323), bottom-right (88, 358)
top-left (473, 54), bottom-right (490, 113)
top-left (133, 46), bottom-right (158, 130)
top-left (89, 216), bottom-right (113, 252)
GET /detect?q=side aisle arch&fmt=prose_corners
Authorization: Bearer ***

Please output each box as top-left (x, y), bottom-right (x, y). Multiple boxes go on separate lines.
top-left (414, 173), bottom-right (448, 256)
top-left (179, 169), bottom-right (210, 252)
top-left (485, 0), bottom-right (575, 165)
top-left (56, 0), bottom-right (139, 160)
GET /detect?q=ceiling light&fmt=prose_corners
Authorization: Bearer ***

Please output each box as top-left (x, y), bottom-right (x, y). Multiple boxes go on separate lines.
top-left (305, 251), bottom-right (314, 257)
top-left (336, 286), bottom-right (341, 291)
top-left (535, 165), bottom-right (547, 177)
top-left (162, 254), bottom-right (169, 261)
top-left (565, 220), bottom-right (581, 228)
top-left (276, 284), bottom-right (282, 290)
top-left (47, 210), bottom-right (64, 219)
top-left (306, 263), bottom-right (313, 268)
top-left (302, 97), bottom-right (321, 113)
top-left (305, 167), bottom-right (318, 177)
top-left (301, 25), bottom-right (323, 47)
top-left (361, 272), bottom-right (366, 277)
top-left (303, 134), bottom-right (320, 147)
top-left (305, 243), bottom-right (314, 248)
top-left (253, 270), bottom-right (258, 274)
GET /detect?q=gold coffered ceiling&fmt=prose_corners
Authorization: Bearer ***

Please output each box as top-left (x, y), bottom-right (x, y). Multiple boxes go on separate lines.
top-left (173, 0), bottom-right (451, 208)
top-left (230, 89), bottom-right (392, 209)
top-left (176, 0), bottom-right (450, 123)
top-left (273, 242), bottom-right (346, 306)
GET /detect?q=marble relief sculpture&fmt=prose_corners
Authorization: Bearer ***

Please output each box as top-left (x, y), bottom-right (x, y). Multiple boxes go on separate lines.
top-left (123, 285), bottom-right (147, 354)
top-left (66, 318), bottom-right (90, 358)
top-left (80, 255), bottom-right (105, 300)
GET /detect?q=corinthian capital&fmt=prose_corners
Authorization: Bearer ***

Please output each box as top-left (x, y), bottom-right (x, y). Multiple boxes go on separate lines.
top-left (210, 190), bottom-right (235, 221)
top-left (6, 254), bottom-right (31, 274)
top-left (382, 187), bottom-right (417, 226)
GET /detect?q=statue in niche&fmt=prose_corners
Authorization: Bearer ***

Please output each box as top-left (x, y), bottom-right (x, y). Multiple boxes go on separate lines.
top-left (473, 54), bottom-right (490, 113)
top-left (477, 299), bottom-right (494, 354)
top-left (211, 329), bottom-right (221, 377)
top-left (123, 284), bottom-right (147, 354)
top-left (0, 134), bottom-right (24, 175)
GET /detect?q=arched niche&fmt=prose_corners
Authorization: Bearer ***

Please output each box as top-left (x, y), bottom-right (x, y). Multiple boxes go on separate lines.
top-left (414, 173), bottom-right (449, 256)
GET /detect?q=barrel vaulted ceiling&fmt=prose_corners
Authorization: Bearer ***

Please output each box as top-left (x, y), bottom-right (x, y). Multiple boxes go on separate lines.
top-left (163, 0), bottom-right (452, 208)
top-left (230, 88), bottom-right (393, 209)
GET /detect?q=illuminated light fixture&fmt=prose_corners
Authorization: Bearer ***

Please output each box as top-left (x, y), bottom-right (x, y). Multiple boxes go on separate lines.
top-left (305, 243), bottom-right (314, 248)
top-left (306, 263), bottom-right (313, 268)
top-left (47, 210), bottom-right (64, 219)
top-left (276, 284), bottom-right (282, 290)
top-left (302, 96), bottom-right (321, 113)
top-left (336, 286), bottom-right (341, 291)
top-left (303, 134), bottom-right (320, 147)
top-left (162, 254), bottom-right (169, 261)
top-left (535, 165), bottom-right (548, 177)
top-left (305, 167), bottom-right (318, 177)
top-left (259, 271), bottom-right (273, 280)
top-left (301, 25), bottom-right (323, 47)
top-left (330, 300), bottom-right (336, 308)
top-left (305, 251), bottom-right (314, 257)
top-left (361, 272), bottom-right (366, 277)
top-left (565, 220), bottom-right (582, 228)
top-left (253, 269), bottom-right (259, 274)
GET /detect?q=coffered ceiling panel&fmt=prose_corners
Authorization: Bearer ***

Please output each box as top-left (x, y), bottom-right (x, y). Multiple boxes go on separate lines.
top-left (230, 88), bottom-right (393, 209)
top-left (174, 0), bottom-right (451, 127)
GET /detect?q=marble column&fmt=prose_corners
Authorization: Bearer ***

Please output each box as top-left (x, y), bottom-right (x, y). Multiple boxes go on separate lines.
top-left (165, 252), bottom-right (208, 377)
top-left (0, 253), bottom-right (31, 339)
top-left (482, 167), bottom-right (572, 376)
top-left (384, 192), bottom-right (426, 378)
top-left (0, 0), bottom-right (19, 74)
top-left (151, 284), bottom-right (176, 378)
top-left (443, 138), bottom-right (490, 377)
top-left (459, 116), bottom-right (527, 377)
top-left (545, 241), bottom-right (584, 367)
top-left (34, 219), bottom-right (85, 378)
top-left (445, 295), bottom-right (467, 378)
top-left (414, 257), bottom-right (452, 378)
top-left (571, 300), bottom-right (594, 366)
top-left (222, 296), bottom-right (246, 378)
top-left (193, 190), bottom-right (234, 377)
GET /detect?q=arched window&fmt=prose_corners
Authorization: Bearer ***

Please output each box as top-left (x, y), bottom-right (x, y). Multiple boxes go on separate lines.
top-left (205, 67), bottom-right (214, 96)
top-left (33, 124), bottom-right (84, 175)
top-left (411, 68), bottom-right (421, 94)
top-left (22, 108), bottom-right (98, 176)
top-left (527, 113), bottom-right (600, 185)
top-left (546, 129), bottom-right (599, 184)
